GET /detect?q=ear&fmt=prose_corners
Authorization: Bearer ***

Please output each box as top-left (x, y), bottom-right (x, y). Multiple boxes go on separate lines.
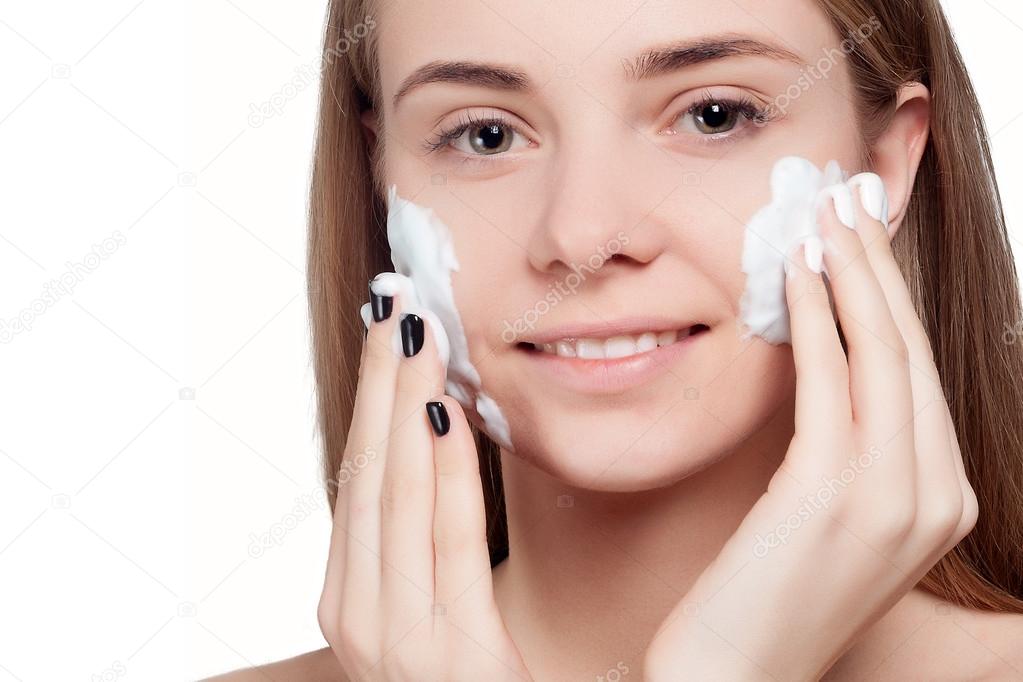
top-left (360, 107), bottom-right (379, 149)
top-left (866, 82), bottom-right (931, 237)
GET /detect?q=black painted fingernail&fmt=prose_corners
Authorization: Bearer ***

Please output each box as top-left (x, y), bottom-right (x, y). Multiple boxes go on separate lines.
top-left (369, 279), bottom-right (393, 322)
top-left (400, 314), bottom-right (424, 357)
top-left (426, 401), bottom-right (450, 436)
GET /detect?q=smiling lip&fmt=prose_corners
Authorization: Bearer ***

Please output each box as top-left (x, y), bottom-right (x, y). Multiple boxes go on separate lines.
top-left (518, 316), bottom-right (703, 345)
top-left (514, 317), bottom-right (709, 394)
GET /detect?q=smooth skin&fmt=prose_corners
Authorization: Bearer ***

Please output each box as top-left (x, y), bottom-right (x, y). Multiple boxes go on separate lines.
top-left (315, 186), bottom-right (977, 682)
top-left (316, 296), bottom-right (531, 680)
top-left (643, 186), bottom-right (978, 680)
top-left (207, 164), bottom-right (1023, 682)
top-left (208, 0), bottom-right (1023, 678)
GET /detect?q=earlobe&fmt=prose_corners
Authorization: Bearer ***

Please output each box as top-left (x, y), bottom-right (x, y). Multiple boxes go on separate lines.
top-left (865, 83), bottom-right (931, 237)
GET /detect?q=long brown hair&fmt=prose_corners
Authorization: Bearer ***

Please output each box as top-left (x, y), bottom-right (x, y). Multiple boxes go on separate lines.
top-left (307, 0), bottom-right (1023, 609)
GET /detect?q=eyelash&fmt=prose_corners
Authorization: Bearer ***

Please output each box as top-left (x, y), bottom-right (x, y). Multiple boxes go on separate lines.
top-left (422, 92), bottom-right (775, 158)
top-left (421, 110), bottom-right (517, 155)
top-left (673, 90), bottom-right (775, 138)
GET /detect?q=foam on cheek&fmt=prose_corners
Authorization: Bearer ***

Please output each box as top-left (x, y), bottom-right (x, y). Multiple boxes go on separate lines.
top-left (738, 156), bottom-right (889, 345)
top-left (359, 185), bottom-right (514, 452)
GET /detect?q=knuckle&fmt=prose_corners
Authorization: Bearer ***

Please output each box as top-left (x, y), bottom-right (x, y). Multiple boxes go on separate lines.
top-left (335, 614), bottom-right (374, 663)
top-left (317, 598), bottom-right (341, 645)
top-left (381, 470), bottom-right (428, 514)
top-left (920, 496), bottom-right (964, 540)
top-left (958, 482), bottom-right (980, 536)
top-left (792, 282), bottom-right (830, 315)
top-left (881, 502), bottom-right (917, 540)
top-left (363, 336), bottom-right (400, 368)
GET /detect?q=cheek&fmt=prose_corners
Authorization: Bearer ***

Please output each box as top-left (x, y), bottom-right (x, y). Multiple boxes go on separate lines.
top-left (664, 185), bottom-right (758, 310)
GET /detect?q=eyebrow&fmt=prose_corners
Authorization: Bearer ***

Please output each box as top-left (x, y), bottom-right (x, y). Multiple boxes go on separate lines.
top-left (623, 36), bottom-right (804, 80)
top-left (391, 35), bottom-right (804, 109)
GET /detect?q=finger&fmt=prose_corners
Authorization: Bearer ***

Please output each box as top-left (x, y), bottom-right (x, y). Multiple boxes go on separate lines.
top-left (326, 279), bottom-right (404, 634)
top-left (429, 397), bottom-right (495, 611)
top-left (784, 243), bottom-right (851, 437)
top-left (846, 175), bottom-right (938, 384)
top-left (847, 177), bottom-right (962, 539)
top-left (381, 310), bottom-right (447, 613)
top-left (818, 185), bottom-right (915, 440)
top-left (945, 407), bottom-right (979, 545)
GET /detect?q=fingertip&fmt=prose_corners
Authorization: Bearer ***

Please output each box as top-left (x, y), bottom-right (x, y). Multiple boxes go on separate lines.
top-left (428, 395), bottom-right (478, 479)
top-left (848, 173), bottom-right (890, 232)
top-left (426, 399), bottom-right (451, 437)
top-left (817, 183), bottom-right (856, 231)
top-left (784, 243), bottom-right (808, 286)
top-left (804, 236), bottom-right (824, 275)
top-left (429, 394), bottom-right (472, 435)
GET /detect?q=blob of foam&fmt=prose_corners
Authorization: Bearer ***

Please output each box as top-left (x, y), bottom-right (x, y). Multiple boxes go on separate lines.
top-left (359, 186), bottom-right (514, 452)
top-left (738, 155), bottom-right (890, 345)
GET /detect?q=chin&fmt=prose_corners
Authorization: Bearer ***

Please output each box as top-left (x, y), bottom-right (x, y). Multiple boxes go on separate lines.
top-left (494, 376), bottom-right (795, 493)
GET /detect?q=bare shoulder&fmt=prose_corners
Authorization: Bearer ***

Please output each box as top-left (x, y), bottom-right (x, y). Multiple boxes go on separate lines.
top-left (886, 595), bottom-right (1023, 681)
top-left (951, 606), bottom-right (1023, 680)
top-left (202, 647), bottom-right (347, 682)
top-left (832, 590), bottom-right (1023, 681)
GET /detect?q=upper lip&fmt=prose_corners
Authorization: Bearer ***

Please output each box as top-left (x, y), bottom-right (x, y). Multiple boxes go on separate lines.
top-left (517, 316), bottom-right (705, 345)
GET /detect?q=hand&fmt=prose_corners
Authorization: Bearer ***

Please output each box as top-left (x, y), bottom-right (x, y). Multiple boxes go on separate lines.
top-left (317, 281), bottom-right (532, 681)
top-left (642, 178), bottom-right (979, 681)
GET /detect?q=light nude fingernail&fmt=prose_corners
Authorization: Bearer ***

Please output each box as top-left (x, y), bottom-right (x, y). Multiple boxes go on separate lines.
top-left (848, 172), bottom-right (890, 230)
top-left (816, 184), bottom-right (857, 230)
top-left (804, 236), bottom-right (824, 274)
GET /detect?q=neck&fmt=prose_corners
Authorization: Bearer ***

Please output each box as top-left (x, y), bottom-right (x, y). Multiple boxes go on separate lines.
top-left (491, 400), bottom-right (793, 679)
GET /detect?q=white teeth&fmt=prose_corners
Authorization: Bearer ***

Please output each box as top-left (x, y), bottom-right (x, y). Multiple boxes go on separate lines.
top-left (637, 332), bottom-right (658, 352)
top-left (533, 328), bottom-right (697, 359)
top-left (605, 336), bottom-right (637, 359)
top-left (576, 338), bottom-right (605, 359)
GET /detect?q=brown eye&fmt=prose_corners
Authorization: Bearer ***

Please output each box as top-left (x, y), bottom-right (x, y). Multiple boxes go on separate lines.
top-left (468, 123), bottom-right (513, 154)
top-left (425, 111), bottom-right (532, 158)
top-left (692, 101), bottom-right (739, 134)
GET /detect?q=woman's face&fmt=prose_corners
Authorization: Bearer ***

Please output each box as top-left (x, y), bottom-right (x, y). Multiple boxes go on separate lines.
top-left (370, 0), bottom-right (862, 490)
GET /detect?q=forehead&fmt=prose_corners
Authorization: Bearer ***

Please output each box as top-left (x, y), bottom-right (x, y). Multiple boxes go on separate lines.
top-left (374, 0), bottom-right (840, 109)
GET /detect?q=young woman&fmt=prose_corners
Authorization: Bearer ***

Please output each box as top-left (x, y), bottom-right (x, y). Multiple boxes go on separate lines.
top-left (212, 0), bottom-right (1023, 678)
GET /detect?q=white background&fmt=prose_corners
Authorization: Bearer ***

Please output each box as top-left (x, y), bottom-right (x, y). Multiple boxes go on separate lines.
top-left (0, 1), bottom-right (1020, 680)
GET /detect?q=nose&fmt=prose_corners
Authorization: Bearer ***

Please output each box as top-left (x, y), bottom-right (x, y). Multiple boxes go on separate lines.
top-left (526, 134), bottom-right (673, 281)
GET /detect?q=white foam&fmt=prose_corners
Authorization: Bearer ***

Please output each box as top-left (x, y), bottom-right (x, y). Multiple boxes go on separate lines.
top-left (738, 156), bottom-right (890, 345)
top-left (360, 186), bottom-right (514, 452)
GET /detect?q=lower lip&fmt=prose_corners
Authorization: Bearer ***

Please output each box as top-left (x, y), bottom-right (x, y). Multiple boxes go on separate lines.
top-left (517, 329), bottom-right (707, 394)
